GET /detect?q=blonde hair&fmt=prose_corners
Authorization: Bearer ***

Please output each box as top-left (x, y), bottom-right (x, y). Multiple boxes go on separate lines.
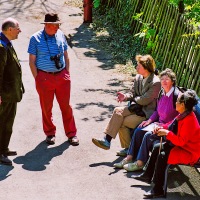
top-left (136, 54), bottom-right (156, 73)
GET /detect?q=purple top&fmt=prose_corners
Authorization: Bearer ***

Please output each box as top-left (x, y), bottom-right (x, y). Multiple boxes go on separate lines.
top-left (149, 92), bottom-right (179, 124)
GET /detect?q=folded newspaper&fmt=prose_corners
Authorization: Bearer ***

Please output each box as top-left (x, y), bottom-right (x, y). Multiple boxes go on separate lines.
top-left (142, 122), bottom-right (157, 132)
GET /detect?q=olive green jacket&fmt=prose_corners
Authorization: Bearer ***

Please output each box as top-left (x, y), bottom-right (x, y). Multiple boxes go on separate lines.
top-left (0, 39), bottom-right (24, 102)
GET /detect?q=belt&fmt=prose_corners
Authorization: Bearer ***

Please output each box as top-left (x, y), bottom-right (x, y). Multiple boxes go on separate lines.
top-left (38, 68), bottom-right (64, 75)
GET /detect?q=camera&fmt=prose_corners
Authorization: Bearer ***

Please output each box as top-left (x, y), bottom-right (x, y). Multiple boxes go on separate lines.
top-left (50, 54), bottom-right (63, 69)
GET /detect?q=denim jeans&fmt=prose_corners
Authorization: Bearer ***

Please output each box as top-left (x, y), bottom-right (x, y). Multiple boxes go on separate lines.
top-left (127, 127), bottom-right (160, 163)
top-left (127, 127), bottom-right (147, 161)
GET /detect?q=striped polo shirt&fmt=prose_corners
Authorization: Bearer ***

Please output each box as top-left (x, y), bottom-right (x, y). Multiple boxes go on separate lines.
top-left (28, 29), bottom-right (67, 72)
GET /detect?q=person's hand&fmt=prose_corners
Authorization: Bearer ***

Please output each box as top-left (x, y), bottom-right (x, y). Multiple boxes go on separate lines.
top-left (153, 124), bottom-right (163, 134)
top-left (155, 128), bottom-right (169, 136)
top-left (0, 96), bottom-right (2, 105)
top-left (117, 92), bottom-right (126, 103)
top-left (138, 120), bottom-right (151, 128)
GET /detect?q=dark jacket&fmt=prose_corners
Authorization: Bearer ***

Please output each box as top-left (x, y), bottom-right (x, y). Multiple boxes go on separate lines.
top-left (0, 33), bottom-right (24, 102)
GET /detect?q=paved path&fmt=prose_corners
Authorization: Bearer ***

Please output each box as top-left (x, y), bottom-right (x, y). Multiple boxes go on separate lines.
top-left (0, 1), bottom-right (199, 199)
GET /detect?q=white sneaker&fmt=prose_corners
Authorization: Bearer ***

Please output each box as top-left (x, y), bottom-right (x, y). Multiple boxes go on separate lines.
top-left (113, 159), bottom-right (132, 169)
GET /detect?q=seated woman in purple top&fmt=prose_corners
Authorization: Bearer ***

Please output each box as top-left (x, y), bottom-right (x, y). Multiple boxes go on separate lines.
top-left (113, 68), bottom-right (180, 171)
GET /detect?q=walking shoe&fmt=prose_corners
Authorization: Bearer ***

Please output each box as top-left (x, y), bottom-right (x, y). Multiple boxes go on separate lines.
top-left (68, 136), bottom-right (79, 146)
top-left (143, 189), bottom-right (166, 199)
top-left (113, 159), bottom-right (132, 169)
top-left (0, 155), bottom-right (12, 166)
top-left (116, 148), bottom-right (128, 157)
top-left (92, 137), bottom-right (110, 150)
top-left (123, 162), bottom-right (144, 172)
top-left (6, 150), bottom-right (17, 156)
top-left (46, 135), bottom-right (55, 145)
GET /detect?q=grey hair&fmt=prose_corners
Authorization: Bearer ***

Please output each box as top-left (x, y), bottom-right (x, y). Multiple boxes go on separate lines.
top-left (159, 68), bottom-right (176, 86)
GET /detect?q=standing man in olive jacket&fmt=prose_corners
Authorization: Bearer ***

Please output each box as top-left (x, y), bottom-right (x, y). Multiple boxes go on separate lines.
top-left (0, 18), bottom-right (24, 165)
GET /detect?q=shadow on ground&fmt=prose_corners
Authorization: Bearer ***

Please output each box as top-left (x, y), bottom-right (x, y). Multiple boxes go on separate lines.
top-left (0, 165), bottom-right (14, 181)
top-left (0, 0), bottom-right (61, 19)
top-left (13, 141), bottom-right (69, 171)
top-left (126, 165), bottom-right (200, 199)
top-left (71, 23), bottom-right (113, 63)
top-left (89, 156), bottom-right (124, 175)
top-left (70, 23), bottom-right (131, 121)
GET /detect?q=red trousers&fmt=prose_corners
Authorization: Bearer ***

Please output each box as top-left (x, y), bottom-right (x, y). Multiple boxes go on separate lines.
top-left (35, 69), bottom-right (77, 138)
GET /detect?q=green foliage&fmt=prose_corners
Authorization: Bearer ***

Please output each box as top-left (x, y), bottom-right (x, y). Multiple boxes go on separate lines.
top-left (93, 0), bottom-right (101, 8)
top-left (92, 0), bottom-right (199, 73)
top-left (92, 7), bottom-right (145, 66)
top-left (133, 16), bottom-right (156, 54)
top-left (146, 29), bottom-right (156, 39)
top-left (92, 2), bottom-right (162, 70)
top-left (169, 0), bottom-right (200, 24)
top-left (132, 12), bottom-right (144, 21)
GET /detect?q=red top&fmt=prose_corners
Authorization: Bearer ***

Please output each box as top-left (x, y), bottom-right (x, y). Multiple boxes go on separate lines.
top-left (166, 112), bottom-right (200, 165)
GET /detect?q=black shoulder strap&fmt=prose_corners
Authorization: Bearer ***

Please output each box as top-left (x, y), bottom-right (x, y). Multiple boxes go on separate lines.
top-left (158, 88), bottom-right (164, 100)
top-left (176, 86), bottom-right (187, 93)
top-left (155, 88), bottom-right (164, 111)
top-left (173, 87), bottom-right (180, 108)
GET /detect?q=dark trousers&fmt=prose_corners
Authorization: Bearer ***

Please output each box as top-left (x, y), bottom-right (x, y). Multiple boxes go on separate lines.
top-left (0, 102), bottom-right (17, 155)
top-left (127, 127), bottom-right (147, 161)
top-left (137, 131), bottom-right (158, 163)
top-left (144, 142), bottom-right (173, 193)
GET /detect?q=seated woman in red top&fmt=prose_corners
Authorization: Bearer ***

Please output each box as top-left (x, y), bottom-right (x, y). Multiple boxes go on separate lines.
top-left (134, 90), bottom-right (200, 199)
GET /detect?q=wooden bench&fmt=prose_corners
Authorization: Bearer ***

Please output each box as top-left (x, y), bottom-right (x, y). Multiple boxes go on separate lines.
top-left (163, 161), bottom-right (200, 197)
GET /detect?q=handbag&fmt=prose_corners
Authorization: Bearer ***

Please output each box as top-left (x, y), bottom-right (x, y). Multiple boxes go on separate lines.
top-left (128, 102), bottom-right (145, 117)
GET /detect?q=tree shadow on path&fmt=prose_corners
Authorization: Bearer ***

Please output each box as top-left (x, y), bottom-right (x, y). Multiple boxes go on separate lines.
top-left (0, 0), bottom-right (58, 18)
top-left (13, 141), bottom-right (69, 171)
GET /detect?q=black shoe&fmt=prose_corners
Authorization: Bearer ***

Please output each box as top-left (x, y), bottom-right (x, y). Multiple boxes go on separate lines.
top-left (46, 135), bottom-right (55, 145)
top-left (0, 155), bottom-right (12, 166)
top-left (132, 173), bottom-right (152, 184)
top-left (143, 190), bottom-right (166, 199)
top-left (68, 136), bottom-right (79, 146)
top-left (6, 150), bottom-right (17, 156)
